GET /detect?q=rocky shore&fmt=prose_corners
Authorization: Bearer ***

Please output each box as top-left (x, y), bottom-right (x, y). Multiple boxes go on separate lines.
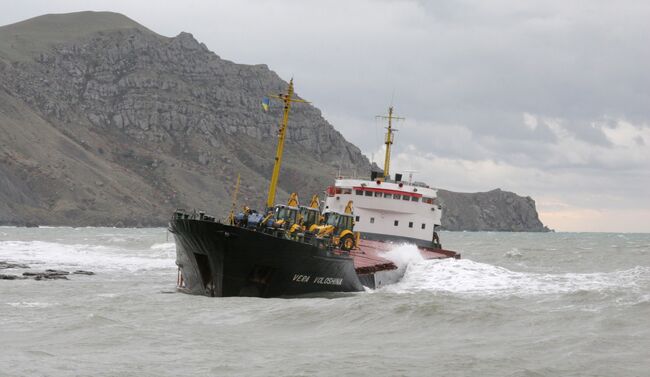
top-left (0, 260), bottom-right (95, 280)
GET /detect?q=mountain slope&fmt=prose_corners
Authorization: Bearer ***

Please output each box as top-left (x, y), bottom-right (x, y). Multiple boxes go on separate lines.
top-left (0, 12), bottom-right (549, 231)
top-left (0, 12), bottom-right (154, 61)
top-left (0, 11), bottom-right (370, 226)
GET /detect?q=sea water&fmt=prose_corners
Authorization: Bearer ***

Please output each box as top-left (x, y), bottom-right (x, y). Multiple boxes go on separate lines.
top-left (0, 228), bottom-right (648, 377)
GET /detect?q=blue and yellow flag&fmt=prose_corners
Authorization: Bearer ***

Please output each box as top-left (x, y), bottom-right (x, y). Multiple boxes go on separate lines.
top-left (261, 97), bottom-right (270, 112)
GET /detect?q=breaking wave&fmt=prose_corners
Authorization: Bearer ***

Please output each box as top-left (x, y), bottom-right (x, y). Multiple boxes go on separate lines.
top-left (380, 243), bottom-right (424, 267)
top-left (149, 242), bottom-right (176, 258)
top-left (0, 240), bottom-right (175, 273)
top-left (380, 246), bottom-right (649, 297)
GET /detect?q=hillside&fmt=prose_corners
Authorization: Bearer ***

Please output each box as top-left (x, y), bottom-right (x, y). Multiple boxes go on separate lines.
top-left (438, 189), bottom-right (550, 232)
top-left (0, 12), bottom-right (369, 226)
top-left (0, 12), bottom-right (549, 231)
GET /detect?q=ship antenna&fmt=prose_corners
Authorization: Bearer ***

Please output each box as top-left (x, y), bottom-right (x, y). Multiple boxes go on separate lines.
top-left (375, 106), bottom-right (404, 179)
top-left (265, 78), bottom-right (310, 209)
top-left (227, 173), bottom-right (241, 225)
top-left (403, 169), bottom-right (418, 184)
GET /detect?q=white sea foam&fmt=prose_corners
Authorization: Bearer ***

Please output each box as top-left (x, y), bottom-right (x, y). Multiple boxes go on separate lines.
top-left (149, 242), bottom-right (174, 250)
top-left (380, 243), bottom-right (424, 267)
top-left (0, 240), bottom-right (175, 273)
top-left (147, 242), bottom-right (176, 259)
top-left (504, 248), bottom-right (523, 258)
top-left (383, 255), bottom-right (649, 297)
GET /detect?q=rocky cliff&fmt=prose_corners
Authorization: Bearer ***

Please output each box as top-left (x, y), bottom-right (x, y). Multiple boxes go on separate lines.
top-left (0, 12), bottom-right (549, 231)
top-left (0, 12), bottom-right (369, 226)
top-left (438, 189), bottom-right (550, 232)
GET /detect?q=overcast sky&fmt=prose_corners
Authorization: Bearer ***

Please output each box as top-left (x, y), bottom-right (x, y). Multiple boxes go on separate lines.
top-left (3, 0), bottom-right (649, 232)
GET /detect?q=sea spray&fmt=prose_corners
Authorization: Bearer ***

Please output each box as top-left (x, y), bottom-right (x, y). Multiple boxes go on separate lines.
top-left (0, 240), bottom-right (175, 273)
top-left (383, 257), bottom-right (649, 297)
top-left (380, 243), bottom-right (425, 267)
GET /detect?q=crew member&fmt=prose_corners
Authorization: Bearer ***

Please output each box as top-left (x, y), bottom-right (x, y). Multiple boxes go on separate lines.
top-left (432, 231), bottom-right (440, 246)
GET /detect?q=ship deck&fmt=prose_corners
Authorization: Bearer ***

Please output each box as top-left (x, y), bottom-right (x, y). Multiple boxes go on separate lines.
top-left (350, 239), bottom-right (459, 274)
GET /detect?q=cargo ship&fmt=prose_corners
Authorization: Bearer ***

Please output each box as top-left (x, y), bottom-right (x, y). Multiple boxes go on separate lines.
top-left (169, 80), bottom-right (459, 297)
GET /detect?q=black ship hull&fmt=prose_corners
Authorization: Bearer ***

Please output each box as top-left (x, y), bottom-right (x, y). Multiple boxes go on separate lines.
top-left (170, 218), bottom-right (365, 297)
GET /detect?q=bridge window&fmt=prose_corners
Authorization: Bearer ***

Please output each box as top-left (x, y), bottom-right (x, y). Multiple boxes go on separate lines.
top-left (422, 197), bottom-right (434, 204)
top-left (393, 194), bottom-right (401, 200)
top-left (384, 193), bottom-right (392, 199)
top-left (421, 223), bottom-right (426, 229)
top-left (355, 190), bottom-right (363, 196)
top-left (342, 188), bottom-right (352, 194)
top-left (370, 217), bottom-right (375, 224)
top-left (394, 220), bottom-right (399, 226)
top-left (374, 192), bottom-right (382, 197)
top-left (402, 195), bottom-right (410, 201)
top-left (365, 191), bottom-right (373, 196)
top-left (408, 222), bottom-right (413, 228)
top-left (411, 197), bottom-right (419, 202)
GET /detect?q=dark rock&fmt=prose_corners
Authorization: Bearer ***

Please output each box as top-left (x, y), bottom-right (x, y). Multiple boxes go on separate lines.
top-left (2, 267), bottom-right (92, 280)
top-left (23, 270), bottom-right (70, 280)
top-left (1, 274), bottom-right (27, 280)
top-left (72, 270), bottom-right (95, 275)
top-left (44, 269), bottom-right (70, 275)
top-left (34, 274), bottom-right (69, 280)
top-left (0, 261), bottom-right (31, 269)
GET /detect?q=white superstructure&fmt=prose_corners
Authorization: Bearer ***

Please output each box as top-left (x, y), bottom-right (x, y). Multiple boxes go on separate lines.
top-left (323, 177), bottom-right (442, 245)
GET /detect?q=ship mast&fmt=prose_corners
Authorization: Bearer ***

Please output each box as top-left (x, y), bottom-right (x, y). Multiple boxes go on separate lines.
top-left (265, 79), bottom-right (309, 208)
top-left (376, 106), bottom-right (404, 179)
top-left (227, 173), bottom-right (241, 225)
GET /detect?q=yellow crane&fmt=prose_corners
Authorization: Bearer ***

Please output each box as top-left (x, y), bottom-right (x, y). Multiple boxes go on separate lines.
top-left (265, 79), bottom-right (309, 208)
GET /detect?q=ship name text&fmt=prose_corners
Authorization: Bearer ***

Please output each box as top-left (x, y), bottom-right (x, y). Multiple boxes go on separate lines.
top-left (292, 274), bottom-right (343, 286)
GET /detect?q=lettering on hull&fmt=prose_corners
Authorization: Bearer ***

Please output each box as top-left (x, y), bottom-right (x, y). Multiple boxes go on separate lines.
top-left (292, 274), bottom-right (310, 283)
top-left (313, 277), bottom-right (343, 285)
top-left (292, 274), bottom-right (343, 286)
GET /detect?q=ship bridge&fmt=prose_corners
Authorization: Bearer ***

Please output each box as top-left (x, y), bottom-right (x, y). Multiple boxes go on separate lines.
top-left (323, 177), bottom-right (442, 246)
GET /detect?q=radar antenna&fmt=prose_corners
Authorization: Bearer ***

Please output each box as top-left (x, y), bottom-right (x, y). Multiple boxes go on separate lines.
top-left (403, 169), bottom-right (419, 184)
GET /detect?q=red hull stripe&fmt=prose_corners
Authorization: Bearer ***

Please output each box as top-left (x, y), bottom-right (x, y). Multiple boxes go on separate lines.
top-left (352, 186), bottom-right (423, 198)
